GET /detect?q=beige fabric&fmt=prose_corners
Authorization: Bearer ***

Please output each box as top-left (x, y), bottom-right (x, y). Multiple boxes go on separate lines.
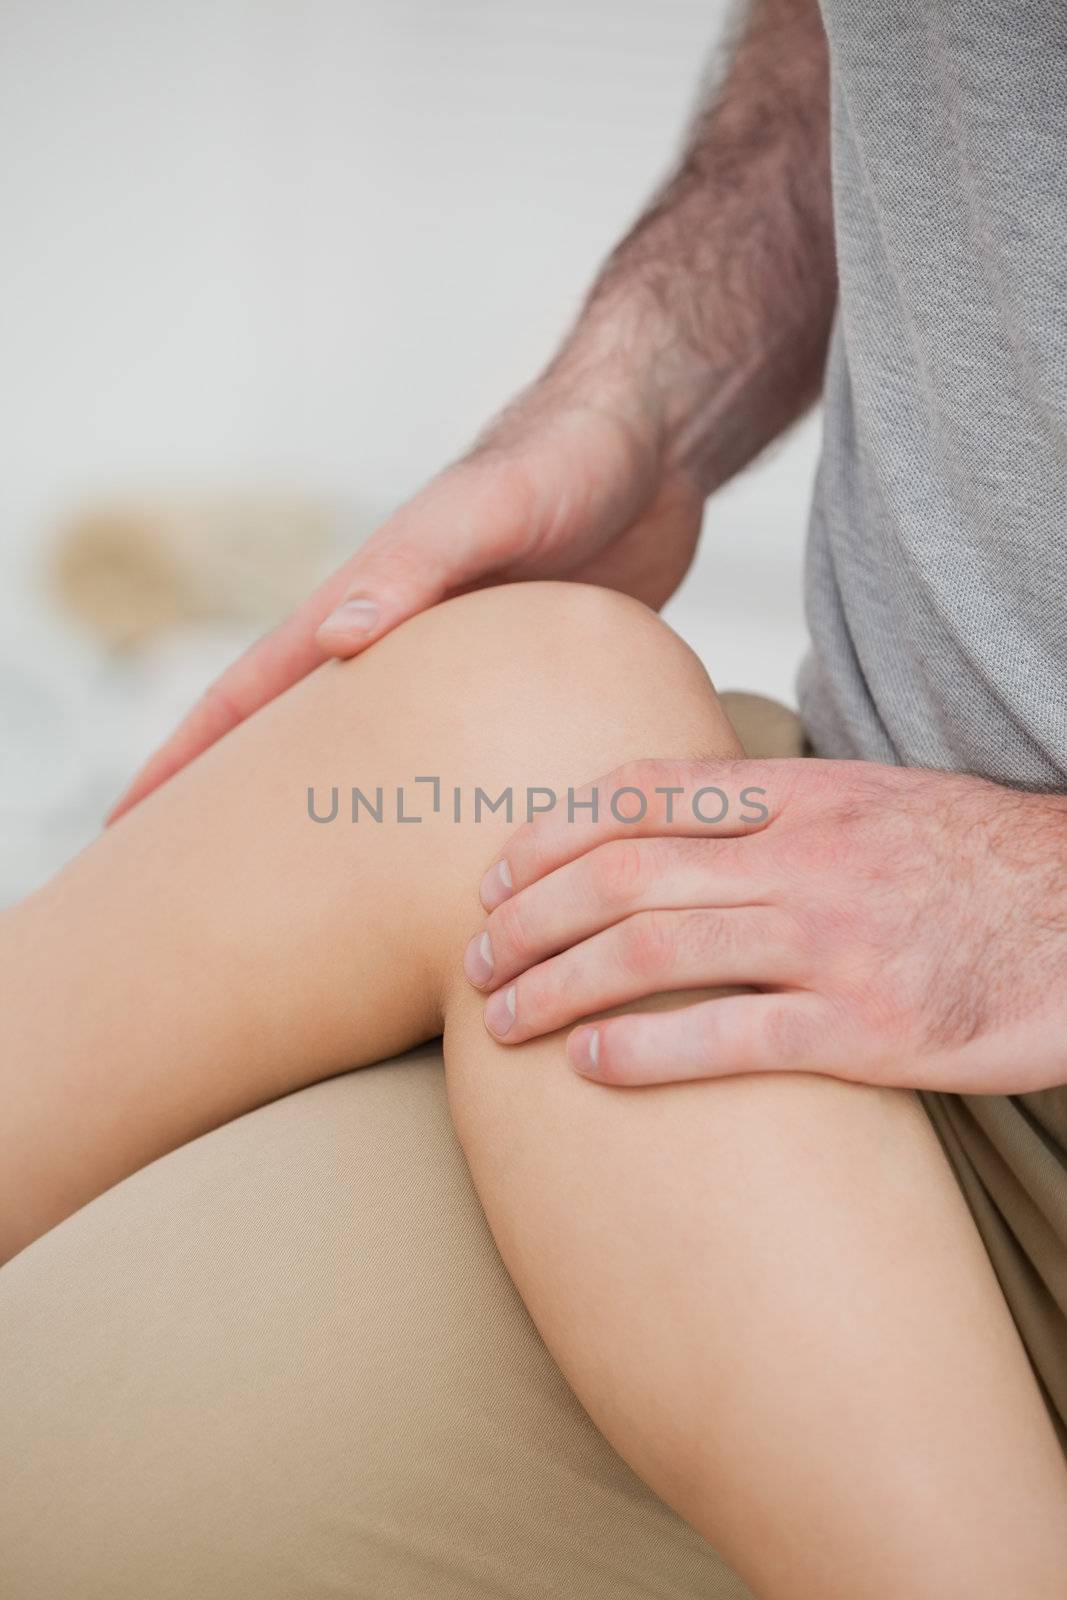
top-left (0, 1050), bottom-right (751, 1600)
top-left (2, 691), bottom-right (1064, 1597)
top-left (0, 691), bottom-right (783, 1600)
top-left (921, 1089), bottom-right (1067, 1452)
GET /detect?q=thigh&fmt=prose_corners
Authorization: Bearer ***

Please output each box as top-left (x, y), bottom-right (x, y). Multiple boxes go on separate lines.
top-left (442, 682), bottom-right (1067, 1595)
top-left (730, 697), bottom-right (1067, 1453)
top-left (0, 1049), bottom-right (750, 1600)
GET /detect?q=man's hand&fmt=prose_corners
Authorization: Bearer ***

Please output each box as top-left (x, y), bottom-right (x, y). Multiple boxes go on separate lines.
top-left (464, 757), bottom-right (1067, 1094)
top-left (108, 0), bottom-right (834, 824)
top-left (107, 368), bottom-right (702, 821)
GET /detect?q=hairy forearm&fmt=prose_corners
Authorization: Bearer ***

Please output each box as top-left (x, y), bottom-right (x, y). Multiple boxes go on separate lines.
top-left (548, 0), bottom-right (835, 495)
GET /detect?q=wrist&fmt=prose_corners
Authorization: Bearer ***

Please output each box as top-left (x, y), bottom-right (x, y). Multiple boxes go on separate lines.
top-left (469, 297), bottom-right (681, 504)
top-left (508, 284), bottom-right (716, 502)
top-left (545, 274), bottom-right (788, 503)
top-left (470, 282), bottom-right (714, 507)
top-left (545, 285), bottom-right (702, 483)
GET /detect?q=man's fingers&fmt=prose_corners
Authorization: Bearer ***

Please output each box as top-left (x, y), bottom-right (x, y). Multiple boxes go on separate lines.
top-left (480, 907), bottom-right (798, 1045)
top-left (466, 835), bottom-right (774, 991)
top-left (480, 758), bottom-right (791, 908)
top-left (105, 686), bottom-right (239, 824)
top-left (108, 528), bottom-right (454, 822)
top-left (107, 460), bottom-right (537, 822)
top-left (566, 991), bottom-right (832, 1086)
top-left (104, 600), bottom-right (334, 822)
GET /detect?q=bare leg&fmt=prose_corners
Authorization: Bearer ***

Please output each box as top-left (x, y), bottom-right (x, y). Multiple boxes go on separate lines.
top-left (2, 581), bottom-right (1066, 1597)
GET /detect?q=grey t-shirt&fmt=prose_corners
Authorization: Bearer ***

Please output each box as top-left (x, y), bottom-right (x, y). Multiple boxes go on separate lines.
top-left (798, 0), bottom-right (1067, 788)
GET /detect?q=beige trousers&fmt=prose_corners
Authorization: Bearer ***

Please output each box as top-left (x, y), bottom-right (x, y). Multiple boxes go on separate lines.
top-left (1, 694), bottom-right (1064, 1598)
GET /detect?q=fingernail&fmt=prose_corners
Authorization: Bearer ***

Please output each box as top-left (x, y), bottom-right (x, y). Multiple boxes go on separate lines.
top-left (570, 1027), bottom-right (600, 1076)
top-left (319, 597), bottom-right (380, 637)
top-left (485, 983), bottom-right (517, 1038)
top-left (480, 859), bottom-right (513, 910)
top-left (464, 931), bottom-right (494, 987)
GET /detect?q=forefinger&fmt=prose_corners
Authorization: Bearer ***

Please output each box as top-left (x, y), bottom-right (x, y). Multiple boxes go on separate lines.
top-left (105, 582), bottom-right (349, 823)
top-left (479, 756), bottom-right (796, 909)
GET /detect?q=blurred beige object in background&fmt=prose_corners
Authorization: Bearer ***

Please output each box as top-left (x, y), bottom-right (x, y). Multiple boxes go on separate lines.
top-left (50, 492), bottom-right (338, 650)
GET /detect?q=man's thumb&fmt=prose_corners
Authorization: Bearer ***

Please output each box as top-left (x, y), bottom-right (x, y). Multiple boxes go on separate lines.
top-left (314, 522), bottom-right (461, 658)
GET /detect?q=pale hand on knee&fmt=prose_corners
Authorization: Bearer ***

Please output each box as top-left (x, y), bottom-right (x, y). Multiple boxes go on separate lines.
top-left (464, 755), bottom-right (1067, 1094)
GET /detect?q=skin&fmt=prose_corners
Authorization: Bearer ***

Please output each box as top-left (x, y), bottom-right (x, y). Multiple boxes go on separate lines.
top-left (15, 0), bottom-right (1063, 1588)
top-left (467, 756), bottom-right (1067, 1094)
top-left (3, 582), bottom-right (1067, 1600)
top-left (107, 0), bottom-right (834, 821)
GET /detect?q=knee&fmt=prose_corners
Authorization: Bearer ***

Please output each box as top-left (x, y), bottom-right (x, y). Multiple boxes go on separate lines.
top-left (373, 581), bottom-right (739, 767)
top-left (421, 579), bottom-right (705, 700)
top-left (425, 578), bottom-right (679, 666)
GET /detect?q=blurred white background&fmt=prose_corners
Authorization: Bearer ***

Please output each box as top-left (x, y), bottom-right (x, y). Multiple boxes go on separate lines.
top-left (0, 0), bottom-right (818, 906)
